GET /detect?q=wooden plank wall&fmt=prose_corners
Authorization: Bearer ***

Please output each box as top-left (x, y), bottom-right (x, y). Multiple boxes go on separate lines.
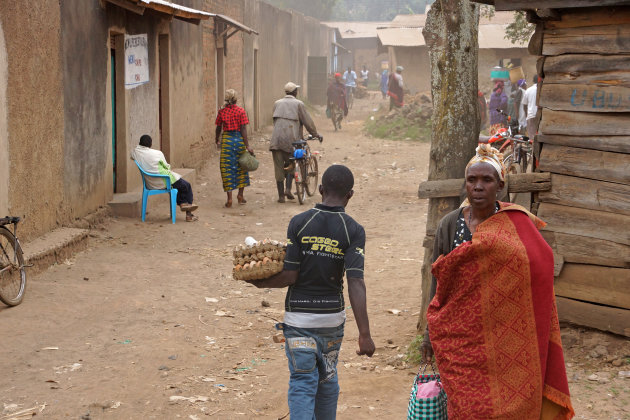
top-left (534, 6), bottom-right (630, 336)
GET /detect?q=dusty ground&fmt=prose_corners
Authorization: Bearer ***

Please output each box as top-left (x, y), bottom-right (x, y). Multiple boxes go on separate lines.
top-left (1, 94), bottom-right (629, 420)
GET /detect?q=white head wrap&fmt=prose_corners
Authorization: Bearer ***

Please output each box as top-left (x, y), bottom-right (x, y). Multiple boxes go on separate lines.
top-left (465, 144), bottom-right (506, 181)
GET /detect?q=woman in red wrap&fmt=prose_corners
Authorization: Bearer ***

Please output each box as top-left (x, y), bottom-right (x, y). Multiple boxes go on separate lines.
top-left (421, 144), bottom-right (574, 419)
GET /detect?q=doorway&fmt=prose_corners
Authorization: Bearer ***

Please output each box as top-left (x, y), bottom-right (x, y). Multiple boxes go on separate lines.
top-left (253, 49), bottom-right (259, 130)
top-left (110, 46), bottom-right (117, 192)
top-left (159, 34), bottom-right (171, 161)
top-left (216, 47), bottom-right (225, 111)
top-left (110, 33), bottom-right (127, 193)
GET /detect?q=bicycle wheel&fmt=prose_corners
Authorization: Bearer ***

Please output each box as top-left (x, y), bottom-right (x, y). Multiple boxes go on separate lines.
top-left (0, 227), bottom-right (26, 306)
top-left (295, 162), bottom-right (307, 205)
top-left (305, 156), bottom-right (319, 196)
top-left (520, 147), bottom-right (530, 173)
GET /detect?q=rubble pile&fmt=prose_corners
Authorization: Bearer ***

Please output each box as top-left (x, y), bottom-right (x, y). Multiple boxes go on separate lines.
top-left (365, 92), bottom-right (433, 140)
top-left (354, 84), bottom-right (369, 99)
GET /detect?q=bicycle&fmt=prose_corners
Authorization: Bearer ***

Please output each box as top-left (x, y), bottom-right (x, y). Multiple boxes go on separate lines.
top-left (0, 216), bottom-right (27, 306)
top-left (290, 134), bottom-right (323, 205)
top-left (503, 136), bottom-right (533, 176)
top-left (479, 108), bottom-right (532, 173)
top-left (345, 86), bottom-right (354, 110)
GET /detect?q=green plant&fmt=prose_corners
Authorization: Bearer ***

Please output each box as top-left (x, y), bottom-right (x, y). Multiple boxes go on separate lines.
top-left (405, 334), bottom-right (425, 365)
top-left (364, 114), bottom-right (431, 141)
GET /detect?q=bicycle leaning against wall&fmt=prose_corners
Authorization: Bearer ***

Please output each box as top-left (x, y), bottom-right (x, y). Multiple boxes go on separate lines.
top-left (290, 134), bottom-right (323, 205)
top-left (0, 216), bottom-right (27, 306)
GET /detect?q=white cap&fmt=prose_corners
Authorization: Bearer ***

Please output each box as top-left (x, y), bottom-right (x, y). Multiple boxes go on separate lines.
top-left (284, 82), bottom-right (300, 93)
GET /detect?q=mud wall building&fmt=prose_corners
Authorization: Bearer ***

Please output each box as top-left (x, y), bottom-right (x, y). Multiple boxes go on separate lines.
top-left (376, 12), bottom-right (537, 95)
top-left (323, 21), bottom-right (391, 82)
top-left (0, 0), bottom-right (332, 240)
top-left (243, 1), bottom-right (334, 124)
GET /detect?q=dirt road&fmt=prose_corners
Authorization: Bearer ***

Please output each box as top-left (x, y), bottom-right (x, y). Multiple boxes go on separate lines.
top-left (1, 94), bottom-right (629, 419)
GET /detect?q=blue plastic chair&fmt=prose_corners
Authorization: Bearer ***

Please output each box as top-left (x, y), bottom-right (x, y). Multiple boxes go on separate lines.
top-left (134, 160), bottom-right (178, 224)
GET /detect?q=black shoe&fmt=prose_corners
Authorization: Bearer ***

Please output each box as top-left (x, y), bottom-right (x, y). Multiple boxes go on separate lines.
top-left (285, 191), bottom-right (295, 200)
top-left (276, 182), bottom-right (285, 203)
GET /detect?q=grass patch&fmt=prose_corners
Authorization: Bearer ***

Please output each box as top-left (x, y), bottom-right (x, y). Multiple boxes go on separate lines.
top-left (365, 114), bottom-right (431, 141)
top-left (405, 334), bottom-right (425, 365)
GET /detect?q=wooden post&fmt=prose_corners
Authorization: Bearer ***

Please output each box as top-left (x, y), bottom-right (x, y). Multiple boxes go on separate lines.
top-left (418, 1), bottom-right (480, 333)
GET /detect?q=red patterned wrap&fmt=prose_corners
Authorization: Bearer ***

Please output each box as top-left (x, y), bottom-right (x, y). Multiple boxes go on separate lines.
top-left (428, 203), bottom-right (574, 420)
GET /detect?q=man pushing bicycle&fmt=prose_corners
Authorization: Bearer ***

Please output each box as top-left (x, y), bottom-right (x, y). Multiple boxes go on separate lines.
top-left (270, 82), bottom-right (320, 203)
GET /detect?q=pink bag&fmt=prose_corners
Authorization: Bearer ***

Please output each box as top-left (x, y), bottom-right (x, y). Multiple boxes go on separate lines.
top-left (416, 379), bottom-right (442, 399)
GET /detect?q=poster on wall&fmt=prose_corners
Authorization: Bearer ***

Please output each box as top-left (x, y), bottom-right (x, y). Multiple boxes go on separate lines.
top-left (124, 34), bottom-right (149, 89)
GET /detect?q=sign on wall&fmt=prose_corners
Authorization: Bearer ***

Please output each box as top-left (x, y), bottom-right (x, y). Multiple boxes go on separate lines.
top-left (124, 34), bottom-right (149, 89)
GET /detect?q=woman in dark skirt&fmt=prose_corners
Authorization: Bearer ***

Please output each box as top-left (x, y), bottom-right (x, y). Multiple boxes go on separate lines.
top-left (215, 89), bottom-right (254, 208)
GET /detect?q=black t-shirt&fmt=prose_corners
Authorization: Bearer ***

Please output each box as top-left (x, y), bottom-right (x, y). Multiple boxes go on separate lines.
top-left (283, 203), bottom-right (365, 314)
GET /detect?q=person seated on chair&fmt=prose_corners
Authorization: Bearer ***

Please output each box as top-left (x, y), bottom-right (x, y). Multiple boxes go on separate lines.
top-left (131, 134), bottom-right (198, 222)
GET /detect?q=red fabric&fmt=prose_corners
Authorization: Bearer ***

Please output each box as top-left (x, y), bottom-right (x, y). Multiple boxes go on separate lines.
top-left (327, 81), bottom-right (347, 112)
top-left (387, 73), bottom-right (404, 106)
top-left (215, 104), bottom-right (249, 131)
top-left (428, 203), bottom-right (574, 420)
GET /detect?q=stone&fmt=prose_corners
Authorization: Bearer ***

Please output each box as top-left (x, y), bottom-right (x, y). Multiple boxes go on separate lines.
top-left (587, 373), bottom-right (599, 381)
top-left (612, 359), bottom-right (624, 367)
top-left (560, 333), bottom-right (577, 349)
top-left (594, 345), bottom-right (609, 357)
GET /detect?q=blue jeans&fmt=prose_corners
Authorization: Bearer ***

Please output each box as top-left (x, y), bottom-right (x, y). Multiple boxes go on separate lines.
top-left (280, 323), bottom-right (345, 420)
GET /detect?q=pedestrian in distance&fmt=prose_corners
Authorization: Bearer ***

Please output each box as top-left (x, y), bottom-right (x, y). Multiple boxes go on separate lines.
top-left (360, 65), bottom-right (369, 88)
top-left (514, 78), bottom-right (528, 133)
top-left (131, 134), bottom-right (199, 222)
top-left (270, 82), bottom-right (320, 203)
top-left (380, 69), bottom-right (389, 99)
top-left (246, 164), bottom-right (375, 419)
top-left (522, 74), bottom-right (539, 139)
top-left (421, 144), bottom-right (575, 419)
top-left (488, 80), bottom-right (508, 134)
top-left (342, 66), bottom-right (357, 106)
top-left (387, 65), bottom-right (404, 110)
top-left (215, 89), bottom-right (253, 208)
top-left (326, 73), bottom-right (348, 131)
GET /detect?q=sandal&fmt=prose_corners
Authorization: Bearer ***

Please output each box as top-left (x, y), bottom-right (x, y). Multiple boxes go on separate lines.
top-left (225, 200), bottom-right (232, 208)
top-left (237, 195), bottom-right (247, 205)
top-left (186, 214), bottom-right (199, 222)
top-left (180, 203), bottom-right (198, 212)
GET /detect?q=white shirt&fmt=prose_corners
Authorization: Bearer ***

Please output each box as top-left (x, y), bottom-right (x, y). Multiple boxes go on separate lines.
top-left (131, 145), bottom-right (181, 190)
top-left (343, 70), bottom-right (357, 87)
top-left (284, 310), bottom-right (346, 328)
top-left (521, 84), bottom-right (538, 120)
top-left (517, 87), bottom-right (527, 127)
top-left (361, 70), bottom-right (369, 79)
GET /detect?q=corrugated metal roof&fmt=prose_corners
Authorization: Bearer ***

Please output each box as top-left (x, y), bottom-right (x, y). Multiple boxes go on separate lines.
top-left (377, 22), bottom-right (527, 49)
top-left (390, 11), bottom-right (516, 27)
top-left (377, 27), bottom-right (425, 47)
top-left (323, 21), bottom-right (394, 39)
top-left (391, 14), bottom-right (427, 26)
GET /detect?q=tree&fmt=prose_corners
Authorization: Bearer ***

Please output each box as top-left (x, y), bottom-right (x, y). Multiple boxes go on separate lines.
top-left (417, 0), bottom-right (480, 332)
top-left (481, 5), bottom-right (535, 45)
top-left (505, 11), bottom-right (535, 44)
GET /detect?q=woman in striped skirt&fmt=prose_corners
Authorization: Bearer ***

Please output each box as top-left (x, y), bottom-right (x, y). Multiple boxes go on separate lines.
top-left (215, 89), bottom-right (253, 208)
